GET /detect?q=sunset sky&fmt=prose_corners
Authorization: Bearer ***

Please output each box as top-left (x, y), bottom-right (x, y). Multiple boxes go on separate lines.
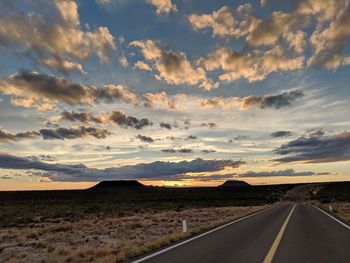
top-left (0, 0), bottom-right (349, 190)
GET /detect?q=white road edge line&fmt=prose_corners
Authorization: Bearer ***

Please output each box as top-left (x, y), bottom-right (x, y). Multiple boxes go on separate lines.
top-left (312, 205), bottom-right (350, 230)
top-left (131, 206), bottom-right (276, 263)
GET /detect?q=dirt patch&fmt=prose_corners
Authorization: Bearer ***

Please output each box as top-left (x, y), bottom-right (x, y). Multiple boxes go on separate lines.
top-left (0, 206), bottom-right (265, 263)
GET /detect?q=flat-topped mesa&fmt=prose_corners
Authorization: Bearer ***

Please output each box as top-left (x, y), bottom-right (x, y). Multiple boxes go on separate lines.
top-left (89, 180), bottom-right (145, 190)
top-left (219, 180), bottom-right (251, 187)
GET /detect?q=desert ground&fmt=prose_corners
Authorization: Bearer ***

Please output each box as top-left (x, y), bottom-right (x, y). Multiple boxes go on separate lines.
top-left (0, 206), bottom-right (265, 263)
top-left (0, 181), bottom-right (349, 263)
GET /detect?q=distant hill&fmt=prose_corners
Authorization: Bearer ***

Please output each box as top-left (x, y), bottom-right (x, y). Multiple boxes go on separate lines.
top-left (219, 180), bottom-right (251, 187)
top-left (90, 180), bottom-right (145, 190)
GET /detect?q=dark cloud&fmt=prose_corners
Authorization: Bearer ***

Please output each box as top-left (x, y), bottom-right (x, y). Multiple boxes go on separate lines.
top-left (161, 148), bottom-right (193, 154)
top-left (59, 111), bottom-right (103, 124)
top-left (57, 110), bottom-right (152, 129)
top-left (3, 70), bottom-right (96, 105)
top-left (201, 90), bottom-right (304, 110)
top-left (270, 131), bottom-right (293, 138)
top-left (15, 131), bottom-right (41, 139)
top-left (273, 130), bottom-right (350, 163)
top-left (160, 122), bottom-right (172, 129)
top-left (161, 148), bottom-right (216, 154)
top-left (178, 149), bottom-right (193, 153)
top-left (0, 70), bottom-right (139, 110)
top-left (238, 169), bottom-right (323, 177)
top-left (307, 129), bottom-right (325, 137)
top-left (1, 126), bottom-right (110, 142)
top-left (44, 121), bottom-right (60, 129)
top-left (317, 172), bottom-right (332, 176)
top-left (0, 153), bottom-right (244, 182)
top-left (94, 85), bottom-right (139, 104)
top-left (136, 134), bottom-right (154, 143)
top-left (201, 122), bottom-right (217, 128)
top-left (39, 127), bottom-right (111, 140)
top-left (0, 129), bottom-right (40, 143)
top-left (243, 90), bottom-right (304, 109)
top-left (201, 149), bottom-right (216, 154)
top-left (108, 111), bottom-right (152, 129)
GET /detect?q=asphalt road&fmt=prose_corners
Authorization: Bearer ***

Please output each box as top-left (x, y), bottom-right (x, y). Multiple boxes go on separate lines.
top-left (132, 204), bottom-right (350, 263)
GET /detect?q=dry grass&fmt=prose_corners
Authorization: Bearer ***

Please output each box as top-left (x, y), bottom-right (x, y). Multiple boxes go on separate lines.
top-left (318, 202), bottom-right (350, 224)
top-left (0, 205), bottom-right (265, 263)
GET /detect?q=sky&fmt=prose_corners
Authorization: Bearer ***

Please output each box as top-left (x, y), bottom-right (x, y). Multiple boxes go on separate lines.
top-left (0, 0), bottom-right (349, 190)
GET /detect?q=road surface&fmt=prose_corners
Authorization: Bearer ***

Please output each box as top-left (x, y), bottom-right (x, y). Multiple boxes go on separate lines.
top-left (132, 204), bottom-right (350, 263)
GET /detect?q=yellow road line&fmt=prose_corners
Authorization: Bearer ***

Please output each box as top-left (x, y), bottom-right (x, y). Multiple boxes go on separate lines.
top-left (263, 204), bottom-right (296, 263)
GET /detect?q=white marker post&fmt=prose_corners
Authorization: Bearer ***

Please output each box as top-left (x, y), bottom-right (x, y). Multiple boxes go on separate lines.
top-left (182, 220), bottom-right (187, 233)
top-left (329, 205), bottom-right (333, 212)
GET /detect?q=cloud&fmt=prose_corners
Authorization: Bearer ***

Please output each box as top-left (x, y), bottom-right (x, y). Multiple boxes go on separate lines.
top-left (27, 155), bottom-right (57, 162)
top-left (94, 84), bottom-right (140, 105)
top-left (161, 147), bottom-right (215, 154)
top-left (134, 60), bottom-right (152, 71)
top-left (143, 91), bottom-right (176, 109)
top-left (188, 3), bottom-right (307, 50)
top-left (198, 46), bottom-right (304, 83)
top-left (254, 1), bottom-right (350, 70)
top-left (308, 9), bottom-right (350, 69)
top-left (189, 0), bottom-right (350, 71)
top-left (242, 90), bottom-right (304, 109)
top-left (108, 111), bottom-right (152, 129)
top-left (188, 6), bottom-right (239, 37)
top-left (39, 127), bottom-right (111, 140)
top-left (42, 57), bottom-right (85, 75)
top-left (119, 56), bottom-right (129, 68)
top-left (0, 70), bottom-right (139, 110)
top-left (0, 0), bottom-right (116, 73)
top-left (136, 134), bottom-right (154, 143)
top-left (237, 169), bottom-right (328, 177)
top-left (159, 122), bottom-right (172, 129)
top-left (0, 129), bottom-right (40, 143)
top-left (57, 111), bottom-right (104, 124)
top-left (243, 10), bottom-right (307, 49)
top-left (142, 92), bottom-right (188, 110)
top-left (201, 90), bottom-right (304, 110)
top-left (200, 122), bottom-right (217, 128)
top-left (1, 126), bottom-right (111, 142)
top-left (200, 96), bottom-right (240, 109)
top-left (201, 149), bottom-right (216, 154)
top-left (162, 148), bottom-right (193, 154)
top-left (147, 0), bottom-right (177, 15)
top-left (0, 153), bottom-right (243, 182)
top-left (270, 131), bottom-right (293, 138)
top-left (162, 147), bottom-right (217, 154)
top-left (274, 130), bottom-right (350, 163)
top-left (56, 110), bottom-right (152, 129)
top-left (130, 40), bottom-right (218, 90)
